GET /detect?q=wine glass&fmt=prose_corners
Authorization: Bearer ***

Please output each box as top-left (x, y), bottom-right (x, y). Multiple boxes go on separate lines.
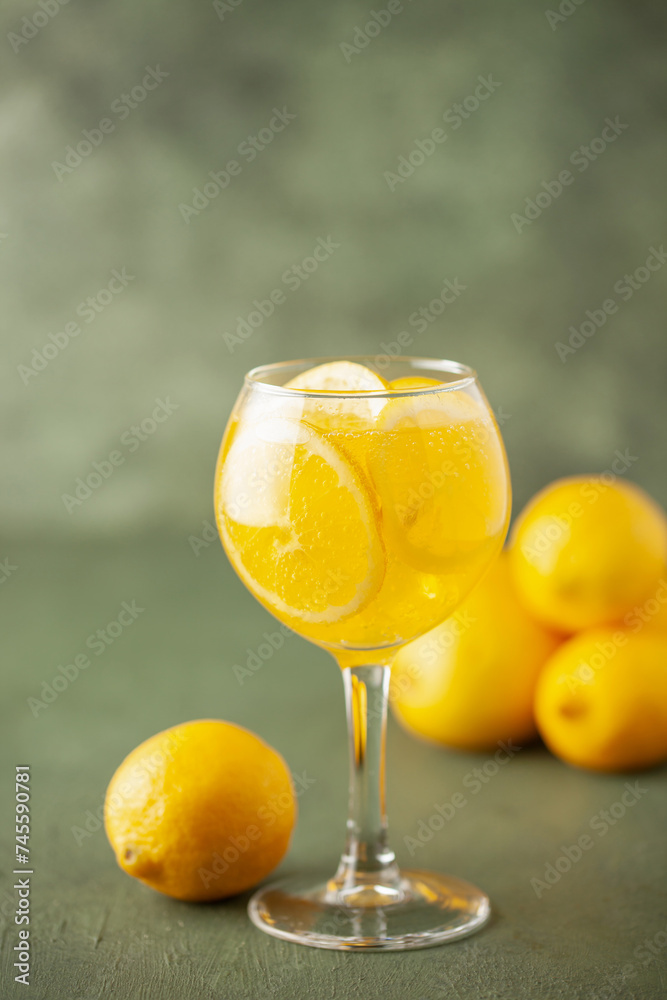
top-left (214, 356), bottom-right (511, 950)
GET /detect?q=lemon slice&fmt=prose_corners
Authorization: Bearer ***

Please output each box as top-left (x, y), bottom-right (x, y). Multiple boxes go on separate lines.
top-left (378, 387), bottom-right (487, 430)
top-left (285, 361), bottom-right (389, 432)
top-left (389, 377), bottom-right (443, 390)
top-left (286, 361), bottom-right (389, 392)
top-left (368, 389), bottom-right (509, 572)
top-left (216, 417), bottom-right (385, 624)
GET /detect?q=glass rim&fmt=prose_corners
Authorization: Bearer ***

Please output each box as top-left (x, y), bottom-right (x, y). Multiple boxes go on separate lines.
top-left (244, 356), bottom-right (478, 398)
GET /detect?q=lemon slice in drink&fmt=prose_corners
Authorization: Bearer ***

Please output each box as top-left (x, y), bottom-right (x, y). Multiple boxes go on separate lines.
top-left (285, 361), bottom-right (389, 432)
top-left (216, 417), bottom-right (385, 625)
top-left (286, 361), bottom-right (389, 392)
top-left (368, 389), bottom-right (508, 572)
top-left (389, 377), bottom-right (443, 390)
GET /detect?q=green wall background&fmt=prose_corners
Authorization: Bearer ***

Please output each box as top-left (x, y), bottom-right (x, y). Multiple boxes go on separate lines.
top-left (2, 0), bottom-right (666, 539)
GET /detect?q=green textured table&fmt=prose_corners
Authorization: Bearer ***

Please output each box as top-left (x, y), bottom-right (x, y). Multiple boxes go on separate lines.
top-left (2, 537), bottom-right (666, 999)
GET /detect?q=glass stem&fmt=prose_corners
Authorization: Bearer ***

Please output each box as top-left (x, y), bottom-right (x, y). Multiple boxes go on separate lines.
top-left (327, 665), bottom-right (404, 904)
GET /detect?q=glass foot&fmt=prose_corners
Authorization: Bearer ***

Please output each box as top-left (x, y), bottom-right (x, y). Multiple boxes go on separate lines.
top-left (248, 869), bottom-right (490, 951)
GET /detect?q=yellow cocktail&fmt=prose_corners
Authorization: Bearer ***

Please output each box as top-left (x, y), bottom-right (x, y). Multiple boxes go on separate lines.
top-left (214, 357), bottom-right (510, 950)
top-left (216, 361), bottom-right (509, 664)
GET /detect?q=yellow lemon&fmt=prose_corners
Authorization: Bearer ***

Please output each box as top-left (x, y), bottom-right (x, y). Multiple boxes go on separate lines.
top-left (105, 720), bottom-right (296, 901)
top-left (509, 477), bottom-right (667, 633)
top-left (535, 629), bottom-right (667, 772)
top-left (390, 553), bottom-right (561, 750)
top-left (635, 579), bottom-right (667, 633)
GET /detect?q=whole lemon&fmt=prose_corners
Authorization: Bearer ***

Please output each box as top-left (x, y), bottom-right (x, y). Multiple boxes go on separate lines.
top-left (535, 629), bottom-right (667, 772)
top-left (638, 579), bottom-right (667, 633)
top-left (509, 477), bottom-right (667, 633)
top-left (104, 720), bottom-right (296, 901)
top-left (390, 553), bottom-right (561, 751)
